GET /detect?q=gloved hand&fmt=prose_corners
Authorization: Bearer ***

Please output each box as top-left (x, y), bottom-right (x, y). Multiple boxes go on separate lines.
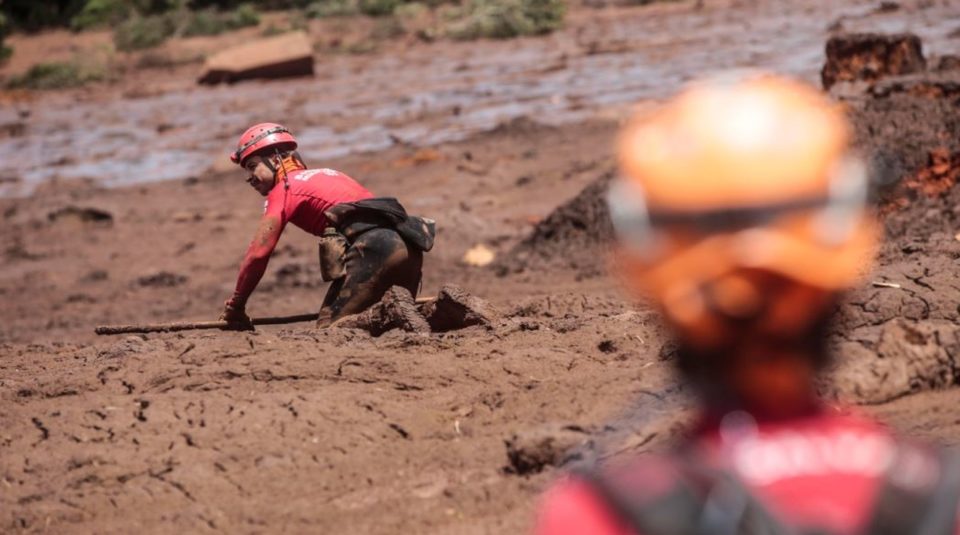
top-left (220, 298), bottom-right (254, 331)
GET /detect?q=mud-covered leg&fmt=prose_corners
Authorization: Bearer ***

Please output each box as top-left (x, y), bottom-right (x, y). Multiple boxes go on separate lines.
top-left (317, 228), bottom-right (422, 327)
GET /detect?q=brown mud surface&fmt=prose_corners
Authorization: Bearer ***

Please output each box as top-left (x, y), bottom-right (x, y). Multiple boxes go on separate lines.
top-left (4, 1), bottom-right (960, 533)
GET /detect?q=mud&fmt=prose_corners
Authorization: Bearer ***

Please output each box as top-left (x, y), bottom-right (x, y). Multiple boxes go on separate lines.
top-left (4, 2), bottom-right (960, 534)
top-left (505, 424), bottom-right (592, 475)
top-left (821, 32), bottom-right (926, 89)
top-left (332, 286), bottom-right (432, 335)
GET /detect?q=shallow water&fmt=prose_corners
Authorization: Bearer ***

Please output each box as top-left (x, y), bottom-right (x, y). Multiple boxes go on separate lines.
top-left (3, 0), bottom-right (958, 197)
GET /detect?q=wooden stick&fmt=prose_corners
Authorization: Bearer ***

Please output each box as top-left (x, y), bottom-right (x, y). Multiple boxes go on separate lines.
top-left (95, 296), bottom-right (436, 335)
top-left (94, 313), bottom-right (320, 335)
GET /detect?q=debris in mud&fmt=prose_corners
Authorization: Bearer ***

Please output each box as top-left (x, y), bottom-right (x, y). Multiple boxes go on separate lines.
top-left (827, 319), bottom-right (958, 404)
top-left (198, 31), bottom-right (314, 85)
top-left (80, 270), bottom-right (108, 283)
top-left (136, 271), bottom-right (187, 288)
top-left (899, 148), bottom-right (960, 198)
top-left (868, 74), bottom-right (960, 100)
top-left (505, 424), bottom-right (590, 475)
top-left (821, 33), bottom-right (925, 90)
top-left (421, 284), bottom-right (500, 332)
top-left (935, 55), bottom-right (960, 72)
top-left (332, 286), bottom-right (431, 336)
top-left (0, 121), bottom-right (25, 138)
top-left (462, 244), bottom-right (495, 267)
top-left (333, 284), bottom-right (498, 336)
top-left (98, 335), bottom-right (148, 360)
top-left (841, 69), bottom-right (960, 195)
top-left (47, 206), bottom-right (114, 226)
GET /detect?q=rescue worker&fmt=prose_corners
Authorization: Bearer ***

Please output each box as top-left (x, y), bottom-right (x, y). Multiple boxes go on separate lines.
top-left (536, 73), bottom-right (960, 534)
top-left (220, 123), bottom-right (434, 330)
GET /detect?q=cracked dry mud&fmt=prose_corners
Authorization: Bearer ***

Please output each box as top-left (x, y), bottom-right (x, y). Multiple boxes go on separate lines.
top-left (4, 1), bottom-right (960, 533)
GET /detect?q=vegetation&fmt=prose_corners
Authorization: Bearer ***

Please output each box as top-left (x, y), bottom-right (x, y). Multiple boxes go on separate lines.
top-left (111, 3), bottom-right (259, 51)
top-left (0, 11), bottom-right (10, 64)
top-left (70, 0), bottom-right (131, 30)
top-left (113, 12), bottom-right (177, 51)
top-left (445, 0), bottom-right (565, 39)
top-left (304, 0), bottom-right (357, 18)
top-left (6, 60), bottom-right (107, 89)
top-left (181, 3), bottom-right (259, 37)
top-left (0, 0), bottom-right (568, 64)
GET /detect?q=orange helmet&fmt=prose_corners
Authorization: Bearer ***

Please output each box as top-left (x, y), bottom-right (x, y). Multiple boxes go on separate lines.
top-left (610, 73), bottom-right (878, 347)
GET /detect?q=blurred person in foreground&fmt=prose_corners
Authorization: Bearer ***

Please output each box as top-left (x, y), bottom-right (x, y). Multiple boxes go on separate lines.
top-left (220, 123), bottom-right (435, 330)
top-left (536, 73), bottom-right (960, 535)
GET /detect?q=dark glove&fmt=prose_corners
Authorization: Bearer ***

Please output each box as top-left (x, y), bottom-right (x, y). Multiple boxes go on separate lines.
top-left (220, 298), bottom-right (254, 331)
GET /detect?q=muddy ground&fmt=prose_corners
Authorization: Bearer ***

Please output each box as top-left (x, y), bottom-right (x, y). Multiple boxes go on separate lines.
top-left (4, 1), bottom-right (960, 533)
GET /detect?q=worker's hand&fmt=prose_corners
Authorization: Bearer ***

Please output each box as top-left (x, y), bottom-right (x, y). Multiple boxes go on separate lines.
top-left (220, 299), bottom-right (254, 331)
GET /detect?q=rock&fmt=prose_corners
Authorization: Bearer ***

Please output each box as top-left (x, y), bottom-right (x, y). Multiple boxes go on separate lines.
top-left (505, 424), bottom-right (590, 475)
top-left (420, 284), bottom-right (499, 332)
top-left (47, 206), bottom-right (113, 226)
top-left (137, 271), bottom-right (187, 288)
top-left (198, 31), bottom-right (314, 85)
top-left (821, 33), bottom-right (926, 90)
top-left (827, 319), bottom-right (958, 404)
top-left (332, 286), bottom-right (431, 336)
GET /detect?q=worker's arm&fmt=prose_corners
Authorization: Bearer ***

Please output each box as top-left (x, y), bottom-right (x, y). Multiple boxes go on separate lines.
top-left (222, 213), bottom-right (285, 323)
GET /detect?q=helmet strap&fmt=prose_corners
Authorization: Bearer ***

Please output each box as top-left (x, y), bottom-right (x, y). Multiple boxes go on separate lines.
top-left (274, 148), bottom-right (290, 190)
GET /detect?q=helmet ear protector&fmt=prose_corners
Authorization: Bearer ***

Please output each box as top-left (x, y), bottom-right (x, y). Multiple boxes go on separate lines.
top-left (607, 154), bottom-right (870, 262)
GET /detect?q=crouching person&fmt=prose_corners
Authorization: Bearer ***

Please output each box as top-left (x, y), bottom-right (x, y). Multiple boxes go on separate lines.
top-left (220, 122), bottom-right (434, 330)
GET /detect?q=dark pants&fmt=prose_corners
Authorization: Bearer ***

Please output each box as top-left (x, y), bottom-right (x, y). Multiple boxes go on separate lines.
top-left (317, 227), bottom-right (423, 326)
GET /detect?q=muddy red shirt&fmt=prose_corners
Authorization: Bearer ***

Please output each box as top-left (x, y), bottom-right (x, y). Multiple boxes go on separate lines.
top-left (231, 168), bottom-right (372, 306)
top-left (536, 409), bottom-right (957, 535)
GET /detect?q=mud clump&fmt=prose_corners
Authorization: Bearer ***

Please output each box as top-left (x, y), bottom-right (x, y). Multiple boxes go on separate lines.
top-left (47, 206), bottom-right (113, 226)
top-left (332, 286), bottom-right (431, 336)
top-left (821, 33), bottom-right (925, 90)
top-left (136, 271), bottom-right (187, 288)
top-left (421, 284), bottom-right (500, 332)
top-left (505, 424), bottom-right (591, 475)
top-left (827, 319), bottom-right (959, 404)
top-left (332, 284), bottom-right (497, 336)
top-left (898, 148), bottom-right (960, 199)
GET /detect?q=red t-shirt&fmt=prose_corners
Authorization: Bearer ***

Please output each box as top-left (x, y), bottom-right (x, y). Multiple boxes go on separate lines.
top-left (536, 409), bottom-right (953, 535)
top-left (231, 168), bottom-right (372, 306)
top-left (263, 167), bottom-right (373, 236)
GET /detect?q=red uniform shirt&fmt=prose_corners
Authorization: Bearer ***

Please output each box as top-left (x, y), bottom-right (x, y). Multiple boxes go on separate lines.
top-left (536, 409), bottom-right (955, 535)
top-left (263, 168), bottom-right (372, 236)
top-left (231, 168), bottom-right (372, 306)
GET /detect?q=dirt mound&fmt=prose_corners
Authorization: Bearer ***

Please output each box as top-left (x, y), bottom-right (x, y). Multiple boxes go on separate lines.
top-left (846, 75), bottom-right (960, 191)
top-left (495, 168), bottom-right (615, 275)
top-left (821, 33), bottom-right (925, 90)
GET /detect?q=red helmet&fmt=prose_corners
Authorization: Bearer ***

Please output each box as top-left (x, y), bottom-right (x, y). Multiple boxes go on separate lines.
top-left (230, 122), bottom-right (298, 166)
